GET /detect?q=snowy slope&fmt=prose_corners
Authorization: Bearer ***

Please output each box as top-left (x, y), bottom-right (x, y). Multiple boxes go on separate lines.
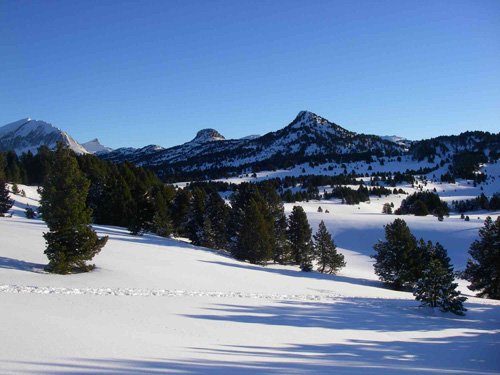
top-left (0, 118), bottom-right (88, 155)
top-left (0, 185), bottom-right (499, 374)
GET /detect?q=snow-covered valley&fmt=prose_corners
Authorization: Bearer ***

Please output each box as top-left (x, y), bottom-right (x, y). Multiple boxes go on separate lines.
top-left (1, 182), bottom-right (499, 374)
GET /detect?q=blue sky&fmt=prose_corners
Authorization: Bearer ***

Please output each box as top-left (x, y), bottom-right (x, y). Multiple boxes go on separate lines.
top-left (1, 0), bottom-right (499, 148)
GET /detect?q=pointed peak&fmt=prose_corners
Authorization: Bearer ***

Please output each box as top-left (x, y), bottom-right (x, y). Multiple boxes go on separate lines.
top-left (82, 138), bottom-right (113, 154)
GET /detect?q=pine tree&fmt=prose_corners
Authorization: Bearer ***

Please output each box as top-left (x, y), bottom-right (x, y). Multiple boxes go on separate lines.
top-left (171, 188), bottom-right (192, 237)
top-left (372, 219), bottom-right (424, 290)
top-left (236, 198), bottom-right (274, 264)
top-left (313, 221), bottom-right (345, 274)
top-left (204, 191), bottom-right (229, 249)
top-left (128, 189), bottom-right (155, 235)
top-left (186, 187), bottom-right (207, 245)
top-left (0, 179), bottom-right (14, 216)
top-left (464, 216), bottom-right (500, 299)
top-left (288, 205), bottom-right (314, 271)
top-left (200, 216), bottom-right (217, 249)
top-left (150, 185), bottom-right (174, 238)
top-left (273, 212), bottom-right (291, 264)
top-left (39, 145), bottom-right (108, 274)
top-left (414, 258), bottom-right (467, 315)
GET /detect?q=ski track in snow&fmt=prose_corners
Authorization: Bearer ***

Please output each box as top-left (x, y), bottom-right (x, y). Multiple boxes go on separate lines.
top-left (0, 284), bottom-right (347, 300)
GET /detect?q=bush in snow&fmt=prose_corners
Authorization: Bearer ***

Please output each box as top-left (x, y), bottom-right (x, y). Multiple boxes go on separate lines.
top-left (382, 203), bottom-right (393, 214)
top-left (25, 205), bottom-right (36, 219)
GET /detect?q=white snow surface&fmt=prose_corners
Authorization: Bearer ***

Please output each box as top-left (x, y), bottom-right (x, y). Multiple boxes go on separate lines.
top-left (81, 138), bottom-right (113, 154)
top-left (0, 184), bottom-right (499, 374)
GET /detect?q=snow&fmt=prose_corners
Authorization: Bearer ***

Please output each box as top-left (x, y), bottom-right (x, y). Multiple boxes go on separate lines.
top-left (0, 184), bottom-right (499, 374)
top-left (81, 138), bottom-right (113, 154)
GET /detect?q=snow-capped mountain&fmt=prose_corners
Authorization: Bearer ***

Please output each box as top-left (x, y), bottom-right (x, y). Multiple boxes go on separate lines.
top-left (81, 138), bottom-right (113, 154)
top-left (102, 111), bottom-right (407, 179)
top-left (0, 118), bottom-right (88, 155)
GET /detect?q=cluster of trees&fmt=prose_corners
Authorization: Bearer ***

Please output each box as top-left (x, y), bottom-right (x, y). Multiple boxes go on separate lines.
top-left (185, 182), bottom-right (345, 273)
top-left (450, 151), bottom-right (488, 181)
top-left (373, 216), bottom-right (500, 314)
top-left (451, 193), bottom-right (500, 213)
top-left (372, 219), bottom-right (466, 314)
top-left (396, 191), bottom-right (449, 218)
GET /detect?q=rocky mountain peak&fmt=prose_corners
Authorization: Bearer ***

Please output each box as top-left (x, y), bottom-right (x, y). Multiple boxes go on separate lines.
top-left (191, 128), bottom-right (225, 144)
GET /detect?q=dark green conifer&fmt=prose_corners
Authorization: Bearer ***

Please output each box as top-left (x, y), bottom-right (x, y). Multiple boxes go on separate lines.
top-left (372, 219), bottom-right (423, 289)
top-left (414, 258), bottom-right (466, 315)
top-left (39, 145), bottom-right (108, 274)
top-left (464, 216), bottom-right (500, 299)
top-left (0, 179), bottom-right (14, 216)
top-left (313, 220), bottom-right (345, 274)
top-left (236, 198), bottom-right (274, 265)
top-left (288, 205), bottom-right (314, 271)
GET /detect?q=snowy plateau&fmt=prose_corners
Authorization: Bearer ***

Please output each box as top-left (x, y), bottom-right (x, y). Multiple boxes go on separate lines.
top-left (1, 171), bottom-right (499, 374)
top-left (0, 111), bottom-right (499, 374)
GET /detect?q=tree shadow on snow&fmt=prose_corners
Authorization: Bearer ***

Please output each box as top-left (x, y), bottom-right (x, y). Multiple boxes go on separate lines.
top-left (12, 300), bottom-right (500, 374)
top-left (0, 256), bottom-right (46, 273)
top-left (199, 260), bottom-right (383, 289)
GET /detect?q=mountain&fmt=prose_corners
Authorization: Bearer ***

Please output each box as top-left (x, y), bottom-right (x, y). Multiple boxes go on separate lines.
top-left (0, 118), bottom-right (88, 155)
top-left (81, 138), bottom-right (113, 154)
top-left (102, 111), bottom-right (406, 180)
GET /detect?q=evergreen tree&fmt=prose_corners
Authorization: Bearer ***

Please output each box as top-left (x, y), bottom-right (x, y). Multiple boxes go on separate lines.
top-left (372, 219), bottom-right (424, 289)
top-left (150, 185), bottom-right (174, 238)
top-left (186, 187), bottom-right (207, 245)
top-left (0, 179), bottom-right (14, 216)
top-left (39, 145), bottom-right (108, 274)
top-left (414, 258), bottom-right (467, 315)
top-left (273, 212), bottom-right (291, 264)
top-left (128, 189), bottom-right (155, 235)
top-left (200, 216), bottom-right (217, 249)
top-left (288, 205), bottom-right (314, 271)
top-left (313, 220), bottom-right (345, 274)
top-left (171, 188), bottom-right (192, 236)
top-left (203, 191), bottom-right (229, 249)
top-left (464, 216), bottom-right (500, 299)
top-left (235, 198), bottom-right (274, 264)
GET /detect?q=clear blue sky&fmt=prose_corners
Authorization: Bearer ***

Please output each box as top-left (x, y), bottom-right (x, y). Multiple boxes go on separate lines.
top-left (1, 0), bottom-right (499, 148)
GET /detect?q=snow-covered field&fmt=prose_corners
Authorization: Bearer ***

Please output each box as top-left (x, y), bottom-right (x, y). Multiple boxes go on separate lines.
top-left (1, 184), bottom-right (499, 374)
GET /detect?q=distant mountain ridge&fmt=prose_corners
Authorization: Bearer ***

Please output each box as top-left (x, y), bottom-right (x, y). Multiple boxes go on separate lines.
top-left (0, 118), bottom-right (88, 155)
top-left (0, 119), bottom-right (114, 155)
top-left (101, 111), bottom-right (413, 179)
top-left (1, 112), bottom-right (498, 182)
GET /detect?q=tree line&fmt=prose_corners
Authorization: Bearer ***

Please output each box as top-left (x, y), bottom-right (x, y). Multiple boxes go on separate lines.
top-left (372, 217), bottom-right (500, 314)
